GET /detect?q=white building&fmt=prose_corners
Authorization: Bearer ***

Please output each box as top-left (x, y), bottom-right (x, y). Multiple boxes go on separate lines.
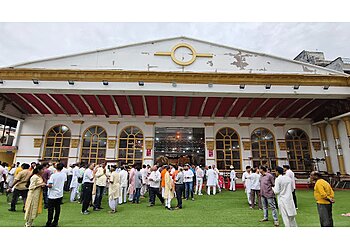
top-left (0, 37), bottom-right (349, 176)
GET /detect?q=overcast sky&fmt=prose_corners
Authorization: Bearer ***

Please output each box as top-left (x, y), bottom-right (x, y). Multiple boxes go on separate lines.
top-left (0, 22), bottom-right (349, 67)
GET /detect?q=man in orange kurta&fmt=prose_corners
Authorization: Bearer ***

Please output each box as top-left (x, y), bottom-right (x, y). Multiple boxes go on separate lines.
top-left (161, 166), bottom-right (167, 198)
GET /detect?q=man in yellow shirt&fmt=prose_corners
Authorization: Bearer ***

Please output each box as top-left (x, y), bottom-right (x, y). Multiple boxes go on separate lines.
top-left (310, 171), bottom-right (335, 227)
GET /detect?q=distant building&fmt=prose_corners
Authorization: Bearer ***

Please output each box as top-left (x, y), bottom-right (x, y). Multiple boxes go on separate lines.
top-left (294, 50), bottom-right (350, 74)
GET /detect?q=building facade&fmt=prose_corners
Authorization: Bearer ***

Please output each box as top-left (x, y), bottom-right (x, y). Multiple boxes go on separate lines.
top-left (0, 37), bottom-right (349, 175)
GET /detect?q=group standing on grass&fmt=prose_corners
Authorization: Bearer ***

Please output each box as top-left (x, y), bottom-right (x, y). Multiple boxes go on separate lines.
top-left (0, 159), bottom-right (335, 227)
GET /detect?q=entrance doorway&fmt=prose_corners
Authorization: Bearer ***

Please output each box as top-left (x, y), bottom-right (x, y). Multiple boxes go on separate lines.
top-left (154, 127), bottom-right (205, 166)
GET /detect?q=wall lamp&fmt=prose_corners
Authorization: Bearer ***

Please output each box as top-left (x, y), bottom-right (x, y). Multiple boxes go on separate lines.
top-left (103, 80), bottom-right (109, 86)
top-left (239, 84), bottom-right (245, 89)
top-left (265, 84), bottom-right (271, 90)
top-left (138, 81), bottom-right (144, 86)
top-left (33, 79), bottom-right (39, 84)
top-left (68, 80), bottom-right (75, 85)
top-left (323, 85), bottom-right (330, 90)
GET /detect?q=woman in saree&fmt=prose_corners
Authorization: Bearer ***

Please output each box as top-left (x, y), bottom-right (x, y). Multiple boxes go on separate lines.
top-left (24, 164), bottom-right (46, 227)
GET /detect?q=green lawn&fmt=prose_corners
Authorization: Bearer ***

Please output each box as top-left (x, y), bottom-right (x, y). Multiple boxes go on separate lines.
top-left (0, 189), bottom-right (349, 227)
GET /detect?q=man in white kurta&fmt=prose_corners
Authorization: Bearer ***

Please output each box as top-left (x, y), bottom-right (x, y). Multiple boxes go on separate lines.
top-left (195, 166), bottom-right (204, 195)
top-left (119, 166), bottom-right (128, 204)
top-left (140, 165), bottom-right (148, 197)
top-left (213, 166), bottom-right (221, 193)
top-left (206, 166), bottom-right (216, 195)
top-left (242, 166), bottom-right (252, 205)
top-left (229, 166), bottom-right (236, 191)
top-left (272, 167), bottom-right (297, 227)
top-left (69, 164), bottom-right (81, 202)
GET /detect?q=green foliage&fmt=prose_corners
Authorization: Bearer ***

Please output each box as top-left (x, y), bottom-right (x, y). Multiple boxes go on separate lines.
top-left (0, 190), bottom-right (349, 227)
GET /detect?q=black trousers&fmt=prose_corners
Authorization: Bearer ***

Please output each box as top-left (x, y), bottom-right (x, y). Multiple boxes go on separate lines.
top-left (47, 197), bottom-right (62, 226)
top-left (82, 183), bottom-right (93, 212)
top-left (43, 186), bottom-right (49, 208)
top-left (0, 181), bottom-right (4, 193)
top-left (10, 189), bottom-right (28, 211)
top-left (317, 203), bottom-right (333, 227)
top-left (149, 187), bottom-right (164, 205)
top-left (65, 175), bottom-right (73, 191)
top-left (175, 184), bottom-right (184, 208)
top-left (292, 190), bottom-right (298, 208)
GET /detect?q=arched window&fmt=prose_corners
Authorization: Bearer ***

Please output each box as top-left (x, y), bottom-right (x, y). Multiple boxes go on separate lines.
top-left (286, 128), bottom-right (312, 171)
top-left (251, 128), bottom-right (277, 168)
top-left (215, 127), bottom-right (241, 170)
top-left (43, 125), bottom-right (71, 164)
top-left (80, 125), bottom-right (107, 164)
top-left (118, 126), bottom-right (144, 164)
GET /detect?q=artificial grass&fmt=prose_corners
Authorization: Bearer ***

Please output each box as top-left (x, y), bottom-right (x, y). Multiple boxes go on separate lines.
top-left (0, 189), bottom-right (349, 227)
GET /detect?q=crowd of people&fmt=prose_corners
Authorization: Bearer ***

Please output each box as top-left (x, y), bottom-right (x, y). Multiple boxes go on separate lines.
top-left (0, 160), bottom-right (335, 227)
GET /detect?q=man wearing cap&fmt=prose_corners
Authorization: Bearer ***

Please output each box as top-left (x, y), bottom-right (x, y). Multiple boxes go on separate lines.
top-left (229, 166), bottom-right (236, 191)
top-left (242, 166), bottom-right (252, 206)
top-left (273, 166), bottom-right (297, 227)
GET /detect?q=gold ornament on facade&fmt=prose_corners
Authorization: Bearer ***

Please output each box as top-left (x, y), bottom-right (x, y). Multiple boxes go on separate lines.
top-left (71, 139), bottom-right (79, 148)
top-left (242, 141), bottom-right (251, 150)
top-left (154, 43), bottom-right (213, 66)
top-left (107, 140), bottom-right (116, 149)
top-left (206, 141), bottom-right (215, 150)
top-left (312, 141), bottom-right (321, 151)
top-left (145, 140), bottom-right (154, 150)
top-left (33, 138), bottom-right (42, 148)
top-left (278, 141), bottom-right (287, 151)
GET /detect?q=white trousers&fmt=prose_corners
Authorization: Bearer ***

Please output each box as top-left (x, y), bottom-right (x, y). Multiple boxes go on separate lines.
top-left (229, 179), bottom-right (236, 191)
top-left (216, 180), bottom-right (221, 191)
top-left (281, 208), bottom-right (298, 227)
top-left (161, 187), bottom-right (165, 198)
top-left (207, 185), bottom-right (216, 195)
top-left (165, 198), bottom-right (172, 208)
top-left (109, 198), bottom-right (118, 211)
top-left (119, 187), bottom-right (127, 204)
top-left (70, 187), bottom-right (78, 202)
top-left (141, 184), bottom-right (147, 196)
top-left (245, 189), bottom-right (251, 205)
top-left (195, 178), bottom-right (203, 194)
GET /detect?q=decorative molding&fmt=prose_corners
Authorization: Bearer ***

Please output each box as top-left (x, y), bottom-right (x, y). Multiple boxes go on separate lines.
top-left (145, 136), bottom-right (154, 139)
top-left (273, 123), bottom-right (285, 127)
top-left (15, 156), bottom-right (40, 158)
top-left (206, 141), bottom-right (215, 150)
top-left (33, 138), bottom-right (42, 148)
top-left (19, 134), bottom-right (43, 137)
top-left (72, 120), bottom-right (84, 124)
top-left (239, 123), bottom-right (250, 126)
top-left (108, 121), bottom-right (120, 125)
top-left (143, 158), bottom-right (153, 160)
top-left (107, 140), bottom-right (116, 149)
top-left (1, 68), bottom-right (348, 86)
top-left (71, 139), bottom-right (79, 148)
top-left (242, 141), bottom-right (251, 150)
top-left (145, 122), bottom-right (156, 125)
top-left (145, 140), bottom-right (154, 150)
top-left (312, 141), bottom-right (321, 151)
top-left (278, 141), bottom-right (287, 151)
top-left (204, 122), bottom-right (215, 126)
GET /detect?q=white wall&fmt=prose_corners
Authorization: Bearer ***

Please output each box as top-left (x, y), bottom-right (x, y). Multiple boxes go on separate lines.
top-left (14, 115), bottom-right (329, 172)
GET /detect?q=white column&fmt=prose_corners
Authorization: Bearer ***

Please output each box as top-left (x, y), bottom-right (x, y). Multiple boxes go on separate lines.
top-left (143, 122), bottom-right (155, 166)
top-left (274, 124), bottom-right (288, 166)
top-left (239, 123), bottom-right (251, 169)
top-left (205, 123), bottom-right (215, 167)
top-left (12, 120), bottom-right (22, 147)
